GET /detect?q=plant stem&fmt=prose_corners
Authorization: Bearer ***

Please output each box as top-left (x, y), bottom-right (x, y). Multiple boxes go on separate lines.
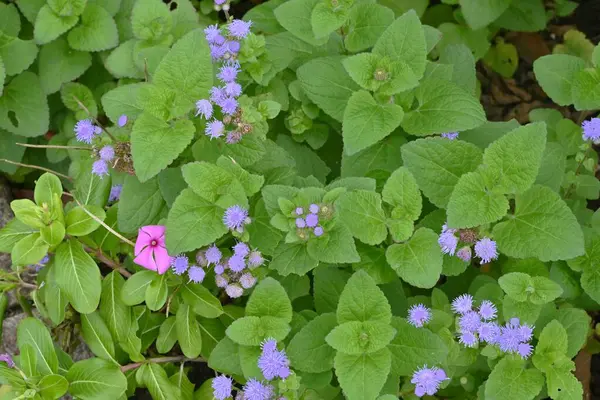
top-left (120, 356), bottom-right (206, 372)
top-left (71, 196), bottom-right (136, 247)
top-left (0, 159), bottom-right (74, 181)
top-left (16, 143), bottom-right (92, 151)
top-left (82, 244), bottom-right (132, 278)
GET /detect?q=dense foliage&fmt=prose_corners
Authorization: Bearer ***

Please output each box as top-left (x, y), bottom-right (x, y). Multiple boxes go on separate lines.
top-left (0, 0), bottom-right (599, 399)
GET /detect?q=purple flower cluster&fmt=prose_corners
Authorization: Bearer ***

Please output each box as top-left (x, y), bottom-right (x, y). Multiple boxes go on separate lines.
top-left (408, 304), bottom-right (431, 328)
top-left (438, 223), bottom-right (498, 265)
top-left (30, 254), bottom-right (50, 272)
top-left (198, 20), bottom-right (252, 144)
top-left (169, 254), bottom-right (206, 283)
top-left (212, 375), bottom-right (233, 400)
top-left (92, 145), bottom-right (115, 178)
top-left (224, 205), bottom-right (250, 232)
top-left (411, 365), bottom-right (447, 397)
top-left (258, 339), bottom-right (290, 380)
top-left (196, 242), bottom-right (263, 299)
top-left (242, 379), bottom-right (274, 400)
top-left (74, 119), bottom-right (101, 144)
top-left (295, 204), bottom-right (325, 238)
top-left (441, 131), bottom-right (459, 140)
top-left (582, 118), bottom-right (600, 141)
top-left (497, 318), bottom-right (534, 359)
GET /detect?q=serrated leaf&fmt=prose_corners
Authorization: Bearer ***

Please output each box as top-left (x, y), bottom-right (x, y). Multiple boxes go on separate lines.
top-left (226, 316), bottom-right (290, 346)
top-left (485, 357), bottom-right (544, 400)
top-left (54, 239), bottom-right (101, 314)
top-left (533, 54), bottom-right (585, 106)
top-left (104, 39), bottom-right (145, 79)
top-left (533, 320), bottom-right (568, 371)
top-left (337, 270), bottom-right (391, 324)
top-left (459, 0), bottom-right (512, 30)
top-left (181, 162), bottom-right (247, 208)
top-left (131, 113), bottom-right (195, 182)
top-left (336, 190), bottom-right (388, 245)
top-left (297, 56), bottom-right (360, 122)
top-left (572, 67), bottom-right (600, 111)
top-left (334, 348), bottom-right (391, 400)
top-left (117, 175), bottom-right (165, 233)
top-left (274, 0), bottom-right (329, 46)
top-left (246, 277), bottom-right (293, 322)
top-left (165, 189), bottom-right (227, 254)
top-left (0, 72), bottom-right (49, 137)
top-left (39, 38), bottom-right (92, 94)
top-left (311, 2), bottom-right (347, 39)
top-left (372, 10), bottom-right (427, 79)
top-left (493, 185), bottom-right (584, 261)
top-left (67, 4), bottom-right (119, 51)
top-left (556, 308), bottom-right (590, 358)
top-left (344, 3), bottom-right (395, 53)
top-left (401, 78), bottom-right (486, 135)
top-left (386, 228), bottom-right (443, 288)
top-left (131, 0), bottom-right (172, 40)
top-left (342, 90), bottom-right (404, 155)
top-left (0, 32), bottom-right (38, 76)
top-left (101, 83), bottom-right (146, 124)
top-left (326, 321), bottom-right (396, 355)
top-left (61, 82), bottom-right (97, 118)
top-left (401, 137), bottom-right (483, 208)
top-left (287, 313), bottom-right (338, 373)
top-left (382, 167), bottom-right (421, 220)
top-left (34, 5), bottom-right (78, 45)
top-left (307, 223), bottom-right (360, 263)
top-left (269, 241), bottom-right (319, 276)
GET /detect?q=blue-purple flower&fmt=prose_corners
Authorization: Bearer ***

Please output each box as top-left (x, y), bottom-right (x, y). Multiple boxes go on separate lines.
top-left (228, 254), bottom-right (246, 272)
top-left (258, 339), bottom-right (290, 380)
top-left (456, 246), bottom-right (472, 262)
top-left (118, 114), bottom-right (128, 127)
top-left (74, 119), bottom-right (101, 143)
top-left (170, 255), bottom-right (189, 275)
top-left (206, 120), bottom-right (225, 139)
top-left (478, 322), bottom-right (500, 344)
top-left (451, 294), bottom-right (473, 315)
top-left (226, 283), bottom-right (244, 298)
top-left (582, 118), bottom-right (600, 141)
top-left (242, 379), bottom-right (273, 400)
top-left (212, 375), bottom-right (232, 400)
top-left (233, 242), bottom-right (250, 257)
top-left (478, 300), bottom-right (497, 320)
top-left (109, 184), bottom-right (122, 202)
top-left (195, 99), bottom-right (213, 119)
top-left (459, 331), bottom-right (478, 348)
top-left (411, 366), bottom-right (447, 398)
top-left (0, 354), bottom-right (14, 368)
top-left (247, 250), bottom-right (264, 268)
top-left (313, 226), bottom-right (324, 237)
top-left (474, 237), bottom-right (498, 264)
top-left (240, 273), bottom-right (257, 289)
top-left (99, 145), bottom-right (115, 162)
top-left (458, 311), bottom-right (481, 332)
top-left (441, 132), bottom-right (459, 140)
top-left (188, 266), bottom-right (205, 283)
top-left (92, 160), bottom-right (109, 178)
top-left (497, 318), bottom-right (534, 358)
top-left (438, 228), bottom-right (458, 256)
top-left (218, 62), bottom-right (240, 83)
top-left (408, 304), bottom-right (431, 328)
top-left (224, 205), bottom-right (249, 231)
top-left (305, 214), bottom-right (319, 228)
top-left (228, 20), bottom-right (252, 39)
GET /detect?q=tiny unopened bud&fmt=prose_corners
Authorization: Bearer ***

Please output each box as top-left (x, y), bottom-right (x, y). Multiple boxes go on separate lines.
top-left (223, 115), bottom-right (232, 124)
top-left (222, 3), bottom-right (230, 11)
top-left (241, 123), bottom-right (253, 134)
top-left (456, 246), bottom-right (472, 262)
top-left (459, 229), bottom-right (478, 244)
top-left (195, 251), bottom-right (208, 267)
top-left (373, 68), bottom-right (388, 81)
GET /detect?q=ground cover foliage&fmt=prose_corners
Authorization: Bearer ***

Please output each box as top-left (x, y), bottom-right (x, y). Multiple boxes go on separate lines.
top-left (0, 0), bottom-right (599, 399)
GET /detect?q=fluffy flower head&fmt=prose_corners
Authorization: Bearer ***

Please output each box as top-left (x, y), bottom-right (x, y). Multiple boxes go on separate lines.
top-left (411, 366), bottom-right (447, 397)
top-left (583, 118), bottom-right (600, 141)
top-left (474, 237), bottom-right (498, 264)
top-left (195, 99), bottom-right (213, 119)
top-left (258, 339), bottom-right (290, 380)
top-left (109, 184), bottom-right (122, 202)
top-left (206, 120), bottom-right (225, 139)
top-left (408, 304), bottom-right (431, 328)
top-left (224, 205), bottom-right (249, 231)
top-left (212, 375), bottom-right (233, 400)
top-left (438, 230), bottom-right (458, 255)
top-left (451, 294), bottom-right (473, 315)
top-left (206, 245), bottom-right (222, 264)
top-left (99, 145), bottom-right (115, 161)
top-left (228, 19), bottom-right (252, 39)
top-left (188, 266), bottom-right (206, 283)
top-left (478, 300), bottom-right (497, 320)
top-left (171, 255), bottom-right (189, 275)
top-left (74, 119), bottom-right (100, 143)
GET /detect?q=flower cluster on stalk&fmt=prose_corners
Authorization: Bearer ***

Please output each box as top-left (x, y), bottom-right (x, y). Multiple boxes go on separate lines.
top-left (438, 223), bottom-right (498, 264)
top-left (411, 365), bottom-right (448, 397)
top-left (197, 19), bottom-right (253, 144)
top-left (451, 294), bottom-right (533, 359)
top-left (213, 339), bottom-right (290, 400)
top-left (168, 254), bottom-right (207, 284)
top-left (196, 241), bottom-right (263, 299)
top-left (74, 114), bottom-right (130, 179)
top-left (293, 203), bottom-right (332, 240)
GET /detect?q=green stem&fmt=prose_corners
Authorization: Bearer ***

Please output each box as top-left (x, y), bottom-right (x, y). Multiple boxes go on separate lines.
top-left (120, 356), bottom-right (206, 373)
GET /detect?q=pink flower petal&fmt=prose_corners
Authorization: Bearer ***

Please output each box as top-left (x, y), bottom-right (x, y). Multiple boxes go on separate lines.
top-left (142, 225), bottom-right (166, 239)
top-left (153, 246), bottom-right (171, 275)
top-left (134, 248), bottom-right (158, 272)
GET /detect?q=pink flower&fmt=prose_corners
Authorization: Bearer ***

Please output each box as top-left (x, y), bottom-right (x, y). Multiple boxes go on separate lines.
top-left (134, 225), bottom-right (170, 274)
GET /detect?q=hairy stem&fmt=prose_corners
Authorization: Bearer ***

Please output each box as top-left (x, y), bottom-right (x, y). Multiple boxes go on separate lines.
top-left (0, 159), bottom-right (73, 181)
top-left (16, 143), bottom-right (92, 151)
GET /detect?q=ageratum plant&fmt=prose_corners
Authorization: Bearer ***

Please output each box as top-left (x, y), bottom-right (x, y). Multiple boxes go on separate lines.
top-left (0, 0), bottom-right (597, 399)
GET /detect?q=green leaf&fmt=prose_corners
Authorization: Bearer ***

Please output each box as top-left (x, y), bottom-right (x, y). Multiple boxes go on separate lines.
top-left (556, 308), bottom-right (590, 358)
top-left (274, 0), bottom-right (329, 46)
top-left (287, 313), bottom-right (338, 373)
top-left (446, 169), bottom-right (509, 228)
top-left (180, 283), bottom-right (224, 319)
top-left (342, 90), bottom-right (404, 155)
top-left (498, 272), bottom-right (532, 302)
top-left (54, 239), bottom-right (101, 314)
top-left (314, 266), bottom-right (351, 314)
top-left (0, 32), bottom-right (38, 76)
top-left (61, 82), bottom-right (97, 118)
top-left (535, 142), bottom-right (567, 192)
top-left (12, 233), bottom-right (49, 266)
top-left (105, 40), bottom-right (145, 79)
top-left (145, 274), bottom-right (168, 311)
top-left (382, 167), bottom-right (421, 219)
top-left (152, 28), bottom-right (213, 118)
top-left (311, 2), bottom-right (348, 39)
top-left (388, 317), bottom-right (448, 375)
top-left (12, 198), bottom-right (43, 228)
top-left (0, 4), bottom-right (22, 36)
top-left (533, 54), bottom-right (586, 106)
top-left (226, 316), bottom-right (290, 346)
top-left (156, 317), bottom-right (177, 353)
top-left (386, 228), bottom-right (443, 289)
top-left (34, 5), bottom-right (78, 45)
top-left (372, 10), bottom-right (427, 79)
top-left (72, 159), bottom-right (111, 207)
top-left (81, 312), bottom-right (118, 365)
top-left (572, 67), bottom-right (600, 110)
top-left (67, 4), bottom-right (119, 51)
top-left (439, 44), bottom-right (477, 95)
top-left (246, 277), bottom-right (293, 322)
top-left (40, 221), bottom-right (65, 247)
top-left (495, 0), bottom-right (546, 33)
top-left (0, 72), bottom-right (49, 137)
top-left (165, 188), bottom-right (227, 254)
top-left (216, 157), bottom-right (264, 197)
top-left (459, 0), bottom-right (512, 30)
top-left (181, 162), bottom-right (247, 208)
top-left (176, 304), bottom-right (202, 358)
top-left (99, 271), bottom-right (130, 344)
top-left (38, 374), bottom-right (69, 399)
top-left (334, 348), bottom-right (391, 400)
top-left (131, 113), bottom-right (195, 182)
top-left (131, 0), bottom-right (172, 41)
top-left (336, 190), bottom-right (388, 245)
top-left (484, 357), bottom-right (544, 400)
top-left (0, 219), bottom-right (36, 253)
top-left (121, 270), bottom-right (155, 306)
top-left (482, 122), bottom-right (547, 194)
top-left (65, 205), bottom-right (106, 236)
top-left (269, 241), bottom-right (319, 276)
top-left (401, 78), bottom-right (486, 135)
top-left (307, 223), bottom-right (360, 264)
top-left (117, 175), bottom-right (165, 233)
top-left (337, 270), bottom-right (391, 324)
top-left (47, 0), bottom-right (86, 16)
top-left (401, 137), bottom-right (483, 208)
top-left (297, 56), bottom-right (360, 122)
top-left (533, 320), bottom-right (568, 371)
top-left (17, 318), bottom-right (58, 375)
top-left (344, 3), bottom-right (395, 53)
top-left (101, 83), bottom-right (146, 124)
top-left (326, 321), bottom-right (396, 355)
top-left (493, 185), bottom-right (585, 261)
top-left (208, 337), bottom-right (243, 376)
top-left (34, 173), bottom-right (62, 208)
top-left (38, 38), bottom-right (91, 94)
top-left (354, 243), bottom-right (397, 284)
top-left (138, 363), bottom-right (179, 400)
top-left (67, 358), bottom-right (127, 400)
top-left (544, 361), bottom-right (583, 400)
